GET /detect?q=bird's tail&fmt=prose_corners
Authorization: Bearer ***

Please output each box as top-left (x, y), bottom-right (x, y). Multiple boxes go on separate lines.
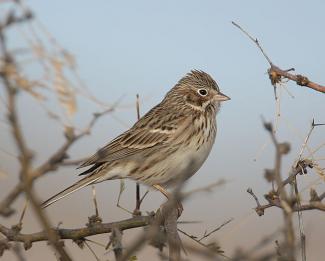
top-left (41, 174), bottom-right (102, 209)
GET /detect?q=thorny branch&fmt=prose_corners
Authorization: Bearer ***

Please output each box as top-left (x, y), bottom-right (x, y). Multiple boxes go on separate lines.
top-left (248, 136), bottom-right (325, 215)
top-left (0, 216), bottom-right (151, 250)
top-left (233, 21), bottom-right (325, 259)
top-left (1, 190), bottom-right (218, 260)
top-left (232, 21), bottom-right (325, 94)
top-left (247, 121), bottom-right (325, 261)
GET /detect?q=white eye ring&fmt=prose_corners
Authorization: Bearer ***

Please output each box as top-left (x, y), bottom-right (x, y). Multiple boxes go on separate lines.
top-left (197, 88), bottom-right (208, 96)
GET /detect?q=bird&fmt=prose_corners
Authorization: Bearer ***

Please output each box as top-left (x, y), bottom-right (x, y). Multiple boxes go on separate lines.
top-left (41, 70), bottom-right (230, 209)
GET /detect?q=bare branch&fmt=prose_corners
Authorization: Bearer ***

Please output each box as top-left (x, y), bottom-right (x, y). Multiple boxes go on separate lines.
top-left (0, 216), bottom-right (151, 245)
top-left (262, 122), bottom-right (295, 259)
top-left (232, 21), bottom-right (325, 94)
top-left (0, 15), bottom-right (72, 259)
top-left (232, 21), bottom-right (273, 65)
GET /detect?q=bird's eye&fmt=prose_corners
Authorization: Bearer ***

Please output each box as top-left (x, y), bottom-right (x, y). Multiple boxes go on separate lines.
top-left (197, 88), bottom-right (208, 96)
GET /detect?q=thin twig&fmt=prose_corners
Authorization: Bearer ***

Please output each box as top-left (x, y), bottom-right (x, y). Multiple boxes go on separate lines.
top-left (293, 179), bottom-right (306, 261)
top-left (182, 179), bottom-right (226, 198)
top-left (297, 119), bottom-right (315, 162)
top-left (232, 21), bottom-right (325, 94)
top-left (232, 21), bottom-right (272, 65)
top-left (177, 229), bottom-right (227, 259)
top-left (18, 199), bottom-right (29, 227)
top-left (84, 238), bottom-right (107, 248)
top-left (84, 240), bottom-right (101, 261)
top-left (198, 218), bottom-right (233, 242)
top-left (134, 94), bottom-right (141, 216)
top-left (91, 185), bottom-right (99, 218)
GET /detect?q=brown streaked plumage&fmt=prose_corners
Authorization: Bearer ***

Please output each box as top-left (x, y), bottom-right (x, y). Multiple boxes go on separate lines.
top-left (41, 70), bottom-right (230, 208)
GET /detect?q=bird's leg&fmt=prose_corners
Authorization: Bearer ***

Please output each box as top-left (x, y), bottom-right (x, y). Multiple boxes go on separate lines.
top-left (116, 180), bottom-right (133, 215)
top-left (116, 200), bottom-right (133, 215)
top-left (153, 184), bottom-right (183, 217)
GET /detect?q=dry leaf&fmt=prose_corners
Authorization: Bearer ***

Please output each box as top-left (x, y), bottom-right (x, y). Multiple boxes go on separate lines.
top-left (52, 58), bottom-right (77, 116)
top-left (4, 63), bottom-right (46, 101)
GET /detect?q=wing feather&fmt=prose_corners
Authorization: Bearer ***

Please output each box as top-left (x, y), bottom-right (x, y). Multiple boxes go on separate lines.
top-left (78, 103), bottom-right (187, 169)
top-left (79, 128), bottom-right (171, 168)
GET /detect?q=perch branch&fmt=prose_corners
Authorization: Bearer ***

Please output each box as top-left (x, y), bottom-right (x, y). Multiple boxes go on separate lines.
top-left (0, 216), bottom-right (151, 245)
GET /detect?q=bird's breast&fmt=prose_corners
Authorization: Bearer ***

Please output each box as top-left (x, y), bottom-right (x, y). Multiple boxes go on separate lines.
top-left (166, 116), bottom-right (217, 183)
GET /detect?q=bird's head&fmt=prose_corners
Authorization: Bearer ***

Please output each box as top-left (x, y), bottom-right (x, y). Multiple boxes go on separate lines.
top-left (167, 70), bottom-right (230, 113)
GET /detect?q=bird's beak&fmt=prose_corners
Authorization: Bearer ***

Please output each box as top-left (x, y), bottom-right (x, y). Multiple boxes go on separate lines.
top-left (214, 92), bottom-right (230, 102)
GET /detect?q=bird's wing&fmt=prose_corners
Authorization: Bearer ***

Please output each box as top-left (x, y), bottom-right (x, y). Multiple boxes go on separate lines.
top-left (79, 105), bottom-right (187, 168)
top-left (78, 129), bottom-right (169, 168)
